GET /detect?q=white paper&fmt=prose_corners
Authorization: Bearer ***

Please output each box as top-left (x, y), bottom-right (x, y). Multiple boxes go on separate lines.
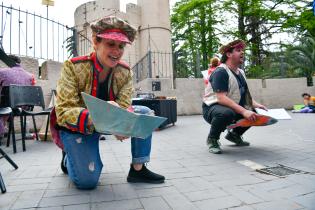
top-left (255, 108), bottom-right (291, 120)
top-left (82, 93), bottom-right (167, 139)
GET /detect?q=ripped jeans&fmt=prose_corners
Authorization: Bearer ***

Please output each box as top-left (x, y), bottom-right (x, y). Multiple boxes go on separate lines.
top-left (60, 105), bottom-right (152, 189)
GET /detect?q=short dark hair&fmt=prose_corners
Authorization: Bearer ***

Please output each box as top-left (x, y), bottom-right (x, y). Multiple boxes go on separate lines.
top-left (302, 93), bottom-right (311, 98)
top-left (8, 55), bottom-right (21, 64)
top-left (220, 47), bottom-right (234, 63)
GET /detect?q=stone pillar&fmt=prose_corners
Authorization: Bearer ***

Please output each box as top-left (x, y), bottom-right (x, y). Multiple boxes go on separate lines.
top-left (137, 0), bottom-right (173, 79)
top-left (74, 0), bottom-right (122, 56)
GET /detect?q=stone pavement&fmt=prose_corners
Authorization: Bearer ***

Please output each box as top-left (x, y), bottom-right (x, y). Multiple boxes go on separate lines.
top-left (0, 113), bottom-right (314, 210)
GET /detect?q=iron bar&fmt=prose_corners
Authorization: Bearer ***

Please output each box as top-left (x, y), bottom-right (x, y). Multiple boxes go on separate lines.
top-left (1, 2), bottom-right (3, 47)
top-left (0, 3), bottom-right (74, 62)
top-left (18, 7), bottom-right (20, 55)
top-left (40, 14), bottom-right (42, 59)
top-left (9, 5), bottom-right (11, 54)
top-left (25, 10), bottom-right (27, 56)
top-left (33, 11), bottom-right (35, 58)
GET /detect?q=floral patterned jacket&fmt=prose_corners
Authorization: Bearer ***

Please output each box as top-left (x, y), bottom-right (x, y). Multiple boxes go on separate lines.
top-left (55, 52), bottom-right (134, 134)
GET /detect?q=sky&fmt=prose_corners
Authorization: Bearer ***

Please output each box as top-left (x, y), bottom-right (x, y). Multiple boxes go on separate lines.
top-left (2, 0), bottom-right (178, 27)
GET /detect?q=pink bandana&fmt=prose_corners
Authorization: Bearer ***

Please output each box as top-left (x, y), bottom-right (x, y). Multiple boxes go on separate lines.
top-left (96, 29), bottom-right (131, 44)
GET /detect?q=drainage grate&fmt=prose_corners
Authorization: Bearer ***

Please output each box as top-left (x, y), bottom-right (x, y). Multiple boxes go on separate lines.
top-left (256, 165), bottom-right (303, 177)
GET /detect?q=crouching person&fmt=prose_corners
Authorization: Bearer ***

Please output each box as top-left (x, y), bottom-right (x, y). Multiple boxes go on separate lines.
top-left (202, 40), bottom-right (267, 154)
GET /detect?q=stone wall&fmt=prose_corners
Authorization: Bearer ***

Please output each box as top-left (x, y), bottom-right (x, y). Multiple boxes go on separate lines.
top-left (134, 77), bottom-right (315, 115)
top-left (0, 56), bottom-right (38, 75)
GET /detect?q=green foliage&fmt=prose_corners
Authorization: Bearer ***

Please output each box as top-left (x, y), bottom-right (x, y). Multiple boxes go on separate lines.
top-left (171, 0), bottom-right (314, 80)
top-left (285, 34), bottom-right (315, 85)
top-left (171, 0), bottom-right (220, 78)
top-left (283, 1), bottom-right (315, 36)
top-left (65, 28), bottom-right (78, 58)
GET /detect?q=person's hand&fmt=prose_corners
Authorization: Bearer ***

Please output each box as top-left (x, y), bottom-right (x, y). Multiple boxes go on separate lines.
top-left (108, 101), bottom-right (120, 107)
top-left (114, 135), bottom-right (129, 141)
top-left (242, 110), bottom-right (259, 122)
top-left (255, 104), bottom-right (267, 111)
top-left (253, 101), bottom-right (267, 111)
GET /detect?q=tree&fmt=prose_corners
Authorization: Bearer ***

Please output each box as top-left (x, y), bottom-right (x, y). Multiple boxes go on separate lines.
top-left (171, 0), bottom-right (220, 78)
top-left (285, 33), bottom-right (315, 86)
top-left (283, 0), bottom-right (315, 37)
top-left (221, 0), bottom-right (298, 67)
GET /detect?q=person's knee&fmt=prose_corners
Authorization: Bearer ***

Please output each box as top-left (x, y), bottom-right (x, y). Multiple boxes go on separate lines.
top-left (216, 109), bottom-right (235, 121)
top-left (73, 172), bottom-right (100, 190)
top-left (70, 161), bottom-right (103, 190)
top-left (133, 105), bottom-right (154, 115)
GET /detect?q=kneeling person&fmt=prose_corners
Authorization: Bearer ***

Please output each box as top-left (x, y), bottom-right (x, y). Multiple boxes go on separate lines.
top-left (55, 16), bottom-right (165, 189)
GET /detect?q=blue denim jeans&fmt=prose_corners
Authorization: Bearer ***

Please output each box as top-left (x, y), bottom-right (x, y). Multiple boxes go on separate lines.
top-left (60, 105), bottom-right (152, 189)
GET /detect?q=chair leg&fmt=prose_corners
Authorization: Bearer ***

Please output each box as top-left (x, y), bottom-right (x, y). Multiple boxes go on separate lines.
top-left (20, 115), bottom-right (26, 152)
top-left (32, 115), bottom-right (39, 141)
top-left (0, 172), bottom-right (6, 193)
top-left (44, 115), bottom-right (50, 141)
top-left (0, 148), bottom-right (18, 169)
top-left (6, 116), bottom-right (11, 147)
top-left (10, 114), bottom-right (17, 154)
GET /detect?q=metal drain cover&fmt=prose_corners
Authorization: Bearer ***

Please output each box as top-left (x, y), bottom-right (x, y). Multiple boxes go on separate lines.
top-left (257, 165), bottom-right (303, 177)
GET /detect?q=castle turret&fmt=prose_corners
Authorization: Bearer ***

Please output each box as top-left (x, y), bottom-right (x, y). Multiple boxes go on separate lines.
top-left (137, 0), bottom-right (173, 78)
top-left (73, 0), bottom-right (173, 80)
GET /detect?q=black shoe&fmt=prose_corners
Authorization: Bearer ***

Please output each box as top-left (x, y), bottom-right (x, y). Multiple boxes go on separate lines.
top-left (225, 131), bottom-right (250, 146)
top-left (207, 138), bottom-right (222, 154)
top-left (127, 164), bottom-right (165, 184)
top-left (61, 151), bottom-right (68, 174)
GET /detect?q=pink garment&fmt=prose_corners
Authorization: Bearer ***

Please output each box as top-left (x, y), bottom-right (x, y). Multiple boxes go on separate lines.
top-left (0, 64), bottom-right (33, 86)
top-left (0, 64), bottom-right (34, 135)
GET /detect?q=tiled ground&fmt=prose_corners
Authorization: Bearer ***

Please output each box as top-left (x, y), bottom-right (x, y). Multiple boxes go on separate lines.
top-left (0, 113), bottom-right (314, 210)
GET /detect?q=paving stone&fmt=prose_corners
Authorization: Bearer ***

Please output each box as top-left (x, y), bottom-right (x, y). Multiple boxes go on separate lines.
top-left (162, 193), bottom-right (198, 210)
top-left (293, 192), bottom-right (315, 209)
top-left (136, 186), bottom-right (179, 197)
top-left (223, 187), bottom-right (264, 205)
top-left (168, 177), bottom-right (215, 193)
top-left (6, 183), bottom-right (49, 192)
top-left (38, 195), bottom-right (90, 208)
top-left (228, 206), bottom-right (255, 210)
top-left (0, 191), bottom-right (21, 210)
top-left (269, 184), bottom-right (315, 199)
top-left (248, 179), bottom-right (296, 192)
top-left (140, 196), bottom-right (171, 210)
top-left (91, 199), bottom-right (142, 210)
top-left (64, 204), bottom-right (90, 210)
top-left (43, 188), bottom-right (87, 198)
top-left (183, 188), bottom-right (228, 201)
top-left (112, 183), bottom-right (138, 200)
top-left (10, 190), bottom-right (45, 209)
top-left (194, 196), bottom-right (242, 210)
top-left (250, 200), bottom-right (304, 210)
top-left (9, 177), bottom-right (53, 186)
top-left (37, 207), bottom-right (63, 210)
top-left (212, 175), bottom-right (264, 187)
top-left (47, 176), bottom-right (71, 189)
top-left (90, 185), bottom-right (115, 203)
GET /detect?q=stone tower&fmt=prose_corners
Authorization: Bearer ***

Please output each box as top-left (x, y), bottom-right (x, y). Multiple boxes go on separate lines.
top-left (74, 0), bottom-right (173, 80)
